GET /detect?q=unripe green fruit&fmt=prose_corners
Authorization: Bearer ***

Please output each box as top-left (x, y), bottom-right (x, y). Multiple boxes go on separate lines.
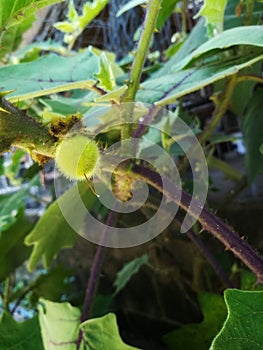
top-left (54, 135), bottom-right (100, 181)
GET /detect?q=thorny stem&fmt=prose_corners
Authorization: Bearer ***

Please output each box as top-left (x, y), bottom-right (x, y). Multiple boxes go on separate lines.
top-left (130, 164), bottom-right (263, 283)
top-left (77, 210), bottom-right (117, 349)
top-left (0, 98), bottom-right (56, 157)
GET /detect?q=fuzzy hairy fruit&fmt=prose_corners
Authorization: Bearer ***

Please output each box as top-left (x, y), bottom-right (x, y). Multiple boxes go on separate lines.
top-left (55, 135), bottom-right (100, 180)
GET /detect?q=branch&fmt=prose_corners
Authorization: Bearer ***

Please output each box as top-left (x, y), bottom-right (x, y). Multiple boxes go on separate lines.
top-left (77, 210), bottom-right (117, 349)
top-left (0, 98), bottom-right (56, 157)
top-left (131, 164), bottom-right (263, 284)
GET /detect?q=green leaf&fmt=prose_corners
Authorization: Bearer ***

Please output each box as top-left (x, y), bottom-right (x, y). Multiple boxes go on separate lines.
top-left (0, 0), bottom-right (64, 30)
top-left (113, 254), bottom-right (148, 296)
top-left (38, 298), bottom-right (81, 349)
top-left (0, 0), bottom-right (65, 58)
top-left (0, 211), bottom-right (33, 281)
top-left (13, 40), bottom-right (66, 62)
top-left (156, 0), bottom-right (179, 29)
top-left (154, 18), bottom-right (208, 78)
top-left (138, 52), bottom-right (263, 106)
top-left (25, 182), bottom-right (97, 271)
top-left (0, 313), bottom-right (44, 350)
top-left (243, 87), bottom-right (263, 183)
top-left (80, 313), bottom-right (140, 349)
top-left (194, 0), bottom-right (227, 36)
top-left (94, 52), bottom-right (116, 91)
top-left (79, 0), bottom-right (108, 30)
top-left (39, 92), bottom-right (96, 116)
top-left (89, 47), bottom-right (124, 78)
top-left (210, 289), bottom-right (263, 349)
top-left (1, 50), bottom-right (99, 102)
top-left (54, 21), bottom-right (75, 33)
top-left (161, 25), bottom-right (263, 73)
top-left (164, 293), bottom-right (227, 350)
top-left (0, 16), bottom-right (33, 59)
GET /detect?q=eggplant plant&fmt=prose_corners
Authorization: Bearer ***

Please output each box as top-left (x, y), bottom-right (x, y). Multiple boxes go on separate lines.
top-left (0, 0), bottom-right (263, 349)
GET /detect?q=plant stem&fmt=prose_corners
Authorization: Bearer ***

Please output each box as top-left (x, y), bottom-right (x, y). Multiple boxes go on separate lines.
top-left (236, 74), bottom-right (263, 84)
top-left (77, 210), bottom-right (117, 348)
top-left (130, 164), bottom-right (263, 283)
top-left (122, 0), bottom-right (161, 103)
top-left (0, 98), bottom-right (56, 156)
top-left (120, 0), bottom-right (161, 139)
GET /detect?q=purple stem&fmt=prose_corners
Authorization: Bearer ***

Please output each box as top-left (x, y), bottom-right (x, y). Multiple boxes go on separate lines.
top-left (77, 210), bottom-right (117, 348)
top-left (132, 164), bottom-right (263, 284)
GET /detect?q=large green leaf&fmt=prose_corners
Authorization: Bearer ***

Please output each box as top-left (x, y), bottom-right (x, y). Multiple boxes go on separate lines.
top-left (159, 25), bottom-right (263, 73)
top-left (0, 313), bottom-right (44, 350)
top-left (38, 299), bottom-right (81, 349)
top-left (194, 0), bottom-right (227, 36)
top-left (113, 254), bottom-right (148, 296)
top-left (80, 313), bottom-right (140, 349)
top-left (243, 87), bottom-right (263, 183)
top-left (38, 300), bottom-right (139, 350)
top-left (25, 182), bottom-right (97, 271)
top-left (0, 211), bottom-right (33, 281)
top-left (164, 293), bottom-right (227, 350)
top-left (137, 52), bottom-right (263, 105)
top-left (210, 289), bottom-right (263, 349)
top-left (1, 50), bottom-right (99, 102)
